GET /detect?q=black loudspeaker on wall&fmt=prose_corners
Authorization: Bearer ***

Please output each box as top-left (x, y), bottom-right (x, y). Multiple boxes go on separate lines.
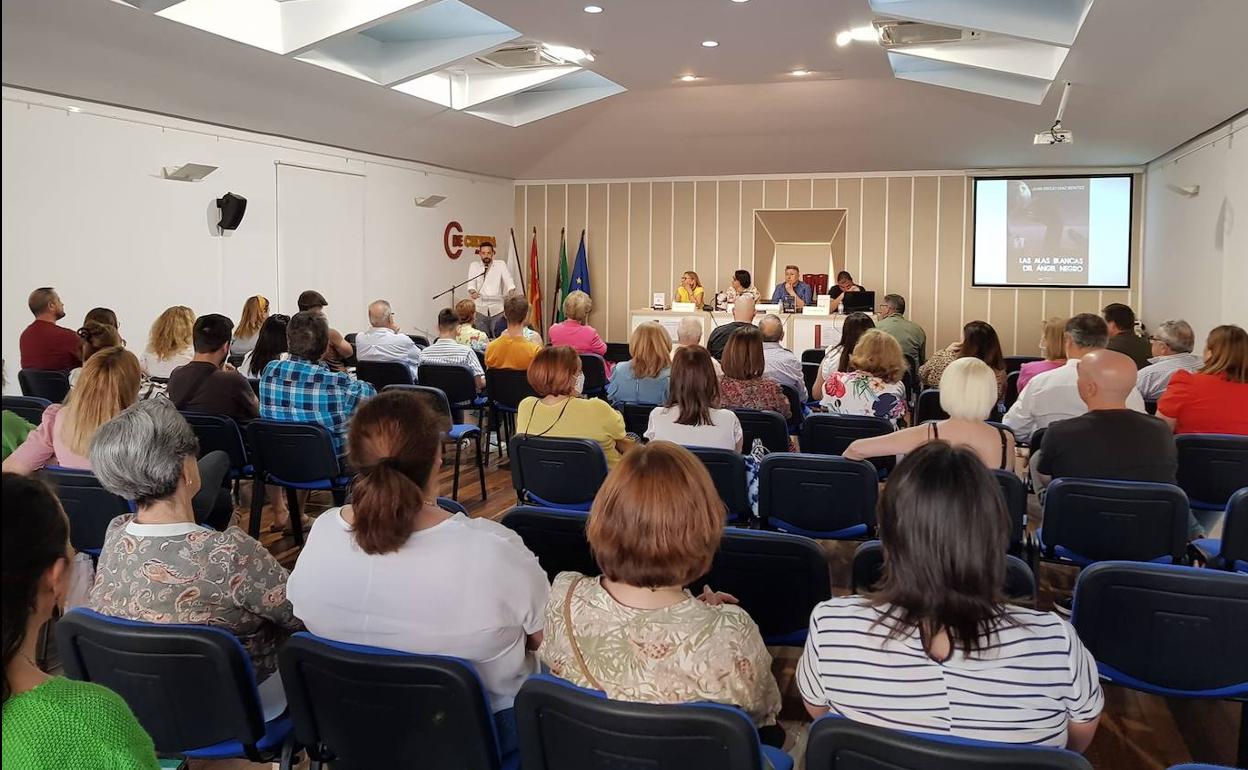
top-left (216, 192), bottom-right (247, 231)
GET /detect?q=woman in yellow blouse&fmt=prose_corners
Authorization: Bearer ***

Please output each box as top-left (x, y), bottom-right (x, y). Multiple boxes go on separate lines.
top-left (675, 271), bottom-right (705, 306)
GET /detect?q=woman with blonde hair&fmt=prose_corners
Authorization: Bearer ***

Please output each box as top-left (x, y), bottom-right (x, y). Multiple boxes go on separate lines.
top-left (141, 305), bottom-right (195, 379)
top-left (608, 321), bottom-right (672, 404)
top-left (1158, 323), bottom-right (1248, 435)
top-left (232, 295), bottom-right (269, 355)
top-left (1018, 316), bottom-right (1068, 393)
top-left (548, 291), bottom-right (612, 376)
top-left (454, 298), bottom-right (489, 352)
top-left (820, 329), bottom-right (908, 426)
top-left (675, 271), bottom-right (705, 306)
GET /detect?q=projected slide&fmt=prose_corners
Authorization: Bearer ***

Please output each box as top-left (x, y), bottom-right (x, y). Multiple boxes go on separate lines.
top-left (973, 176), bottom-right (1132, 288)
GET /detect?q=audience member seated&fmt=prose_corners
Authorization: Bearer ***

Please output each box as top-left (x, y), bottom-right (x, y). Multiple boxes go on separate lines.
top-left (355, 300), bottom-right (422, 382)
top-left (719, 326), bottom-right (791, 420)
top-left (549, 291), bottom-right (612, 376)
top-left (723, 269), bottom-right (760, 303)
top-left (1158, 323), bottom-right (1248, 435)
top-left (645, 346), bottom-right (742, 451)
top-left (454, 298), bottom-right (490, 353)
top-left (818, 329), bottom-right (907, 427)
top-left (541, 441), bottom-right (781, 730)
top-left (608, 321), bottom-right (671, 404)
top-left (875, 293), bottom-right (927, 366)
top-left (673, 316), bottom-right (723, 376)
top-left (19, 287), bottom-right (82, 372)
top-left (420, 309), bottom-right (486, 390)
top-left (89, 399), bottom-right (302, 709)
top-left (1018, 316), bottom-right (1069, 393)
top-left (1137, 319), bottom-right (1202, 401)
top-left (242, 314), bottom-right (289, 379)
top-left (288, 390), bottom-right (548, 753)
top-left (141, 305), bottom-right (195, 380)
top-left (2, 473), bottom-right (159, 770)
top-left (920, 320), bottom-right (1007, 399)
top-left (68, 320), bottom-right (122, 389)
top-left (706, 296), bottom-right (756, 360)
top-left (1005, 314), bottom-right (1146, 442)
top-left (759, 314), bottom-right (807, 402)
top-left (297, 289), bottom-right (354, 371)
top-left (770, 264), bottom-right (814, 309)
top-left (259, 311), bottom-right (376, 457)
top-left (814, 312), bottom-right (875, 404)
top-left (517, 346), bottom-right (629, 468)
top-left (798, 442), bottom-right (1103, 750)
top-left (2, 368), bottom-right (34, 461)
top-left (845, 357), bottom-right (1014, 469)
top-left (825, 270), bottom-right (866, 314)
top-left (1103, 302), bottom-right (1152, 369)
top-left (675, 270), bottom-right (705, 306)
top-left (1035, 349), bottom-right (1177, 490)
top-left (83, 307), bottom-right (120, 335)
top-left (167, 313), bottom-right (260, 421)
top-left (486, 295), bottom-right (543, 370)
top-left (231, 295), bottom-right (269, 356)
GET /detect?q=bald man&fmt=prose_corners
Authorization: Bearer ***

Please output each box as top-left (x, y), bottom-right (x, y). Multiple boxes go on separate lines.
top-left (1034, 349), bottom-right (1175, 490)
top-left (355, 299), bottom-right (422, 380)
top-left (759, 314), bottom-right (807, 401)
top-left (706, 296), bottom-right (756, 360)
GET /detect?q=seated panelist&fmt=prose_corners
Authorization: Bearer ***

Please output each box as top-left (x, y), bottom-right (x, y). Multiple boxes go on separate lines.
top-left (770, 265), bottom-right (814, 309)
top-left (675, 271), bottom-right (705, 306)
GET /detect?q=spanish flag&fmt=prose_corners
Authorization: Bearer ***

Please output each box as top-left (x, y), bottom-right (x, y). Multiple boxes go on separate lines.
top-left (527, 227), bottom-right (543, 336)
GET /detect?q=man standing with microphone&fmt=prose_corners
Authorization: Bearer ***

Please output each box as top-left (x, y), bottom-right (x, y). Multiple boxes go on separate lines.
top-left (467, 241), bottom-right (515, 338)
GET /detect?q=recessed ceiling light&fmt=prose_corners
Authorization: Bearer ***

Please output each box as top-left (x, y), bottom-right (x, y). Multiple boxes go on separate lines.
top-left (702, 40), bottom-right (719, 47)
top-left (680, 74), bottom-right (699, 82)
top-left (791, 69), bottom-right (811, 76)
top-left (543, 43), bottom-right (595, 63)
top-left (731, 0), bottom-right (750, 3)
top-left (66, 106), bottom-right (83, 113)
top-left (583, 5), bottom-right (603, 13)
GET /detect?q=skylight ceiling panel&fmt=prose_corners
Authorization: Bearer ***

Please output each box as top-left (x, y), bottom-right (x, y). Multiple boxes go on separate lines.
top-left (465, 70), bottom-right (626, 127)
top-left (896, 36), bottom-right (1069, 81)
top-left (887, 51), bottom-right (1053, 104)
top-left (868, 0), bottom-right (1095, 46)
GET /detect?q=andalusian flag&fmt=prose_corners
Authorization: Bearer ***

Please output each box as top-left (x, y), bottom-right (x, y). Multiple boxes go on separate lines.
top-left (527, 227), bottom-right (543, 335)
top-left (551, 228), bottom-right (570, 325)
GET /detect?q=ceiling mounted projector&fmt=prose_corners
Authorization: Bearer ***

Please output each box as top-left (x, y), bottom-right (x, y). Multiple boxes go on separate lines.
top-left (873, 20), bottom-right (981, 47)
top-left (1035, 81), bottom-right (1075, 146)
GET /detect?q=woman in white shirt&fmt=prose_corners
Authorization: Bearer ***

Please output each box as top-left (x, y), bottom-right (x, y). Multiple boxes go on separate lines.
top-left (645, 345), bottom-right (742, 451)
top-left (141, 305), bottom-right (195, 379)
top-left (287, 389), bottom-right (549, 757)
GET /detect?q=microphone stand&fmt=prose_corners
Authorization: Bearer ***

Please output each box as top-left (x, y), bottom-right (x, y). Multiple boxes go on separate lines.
top-left (431, 271), bottom-right (486, 302)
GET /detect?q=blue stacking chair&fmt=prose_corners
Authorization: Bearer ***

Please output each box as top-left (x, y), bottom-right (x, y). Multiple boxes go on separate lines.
top-left (758, 453), bottom-right (878, 539)
top-left (802, 413), bottom-right (896, 479)
top-left (1072, 562), bottom-right (1248, 768)
top-left (780, 385), bottom-right (806, 436)
top-left (579, 354), bottom-right (609, 398)
top-left (515, 674), bottom-right (793, 770)
top-left (385, 384), bottom-right (486, 502)
top-left (245, 420), bottom-right (351, 544)
top-left (615, 402), bottom-right (658, 438)
top-left (850, 541), bottom-right (1037, 602)
top-left (418, 363), bottom-right (490, 458)
top-left (508, 436), bottom-right (607, 512)
top-left (56, 608), bottom-right (297, 766)
top-left (1039, 478), bottom-right (1189, 566)
top-left (994, 469), bottom-right (1029, 555)
top-left (181, 412), bottom-right (253, 493)
top-left (732, 408), bottom-right (790, 453)
top-left (1192, 487), bottom-right (1248, 573)
top-left (354, 360), bottom-right (413, 390)
top-left (485, 368), bottom-right (537, 454)
top-left (18, 369), bottom-right (70, 403)
top-left (42, 467), bottom-right (132, 556)
top-left (2, 394), bottom-right (52, 425)
top-left (279, 633), bottom-right (518, 770)
top-left (915, 388), bottom-right (947, 424)
top-left (500, 506), bottom-right (597, 581)
top-left (1176, 434), bottom-right (1248, 513)
top-left (687, 446), bottom-right (752, 523)
top-left (806, 715), bottom-right (1091, 769)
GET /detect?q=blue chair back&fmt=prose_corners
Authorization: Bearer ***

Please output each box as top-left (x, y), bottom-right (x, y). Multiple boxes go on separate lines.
top-left (579, 354), bottom-right (609, 397)
top-left (780, 385), bottom-right (805, 433)
top-left (994, 469), bottom-right (1028, 551)
top-left (418, 363), bottom-right (480, 408)
top-left (687, 446), bottom-right (751, 522)
top-left (1005, 355), bottom-right (1042, 375)
top-left (42, 467), bottom-right (131, 554)
top-left (1041, 478), bottom-right (1189, 566)
top-left (354, 360), bottom-right (413, 390)
top-left (500, 506), bottom-right (596, 582)
top-left (1219, 488), bottom-right (1248, 571)
top-left (486, 369), bottom-right (537, 413)
top-left (55, 609), bottom-right (287, 761)
top-left (616, 402), bottom-right (657, 437)
top-left (2, 394), bottom-right (51, 425)
top-left (384, 384), bottom-right (454, 420)
top-left (1004, 370), bottom-right (1021, 409)
top-left (515, 675), bottom-right (789, 770)
top-left (508, 436), bottom-right (607, 510)
top-left (409, 334), bottom-right (430, 348)
top-left (802, 414), bottom-right (895, 477)
top-left (758, 454), bottom-right (877, 538)
top-left (18, 369), bottom-right (70, 403)
top-left (181, 412), bottom-right (250, 476)
top-left (806, 716), bottom-right (1092, 769)
top-left (245, 419), bottom-right (344, 487)
top-left (915, 388), bottom-right (947, 424)
top-left (732, 408), bottom-right (789, 453)
top-left (1175, 434), bottom-right (1248, 510)
top-left (688, 528), bottom-right (830, 645)
top-left (801, 348), bottom-right (826, 397)
top-left (279, 633), bottom-right (507, 770)
top-left (850, 541), bottom-right (1037, 601)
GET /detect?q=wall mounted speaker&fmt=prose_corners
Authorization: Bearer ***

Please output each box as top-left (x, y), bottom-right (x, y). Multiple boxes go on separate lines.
top-left (216, 192), bottom-right (247, 230)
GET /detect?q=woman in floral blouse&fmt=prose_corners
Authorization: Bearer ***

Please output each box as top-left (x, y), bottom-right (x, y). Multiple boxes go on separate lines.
top-left (87, 399), bottom-right (302, 686)
top-left (541, 441), bottom-right (782, 732)
top-left (820, 329), bottom-right (909, 427)
top-left (919, 320), bottom-right (1008, 400)
top-left (718, 325), bottom-right (791, 420)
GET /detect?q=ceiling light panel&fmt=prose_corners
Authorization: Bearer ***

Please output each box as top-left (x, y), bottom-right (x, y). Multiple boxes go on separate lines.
top-left (868, 0), bottom-right (1095, 46)
top-left (887, 51), bottom-right (1052, 104)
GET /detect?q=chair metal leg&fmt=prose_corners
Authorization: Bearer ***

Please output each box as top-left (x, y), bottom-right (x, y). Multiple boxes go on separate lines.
top-left (452, 441), bottom-right (463, 501)
top-left (286, 487), bottom-right (304, 546)
top-left (476, 432), bottom-right (487, 501)
top-left (249, 479), bottom-right (266, 540)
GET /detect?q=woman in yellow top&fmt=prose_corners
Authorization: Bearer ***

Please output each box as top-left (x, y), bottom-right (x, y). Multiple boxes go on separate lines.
top-left (675, 271), bottom-right (705, 306)
top-left (516, 346), bottom-right (630, 467)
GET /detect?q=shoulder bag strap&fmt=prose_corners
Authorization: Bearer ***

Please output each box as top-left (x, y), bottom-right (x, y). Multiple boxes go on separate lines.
top-left (562, 575), bottom-right (604, 691)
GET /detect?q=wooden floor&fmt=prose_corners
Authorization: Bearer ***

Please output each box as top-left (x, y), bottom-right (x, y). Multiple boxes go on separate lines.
top-left (249, 439), bottom-right (1242, 770)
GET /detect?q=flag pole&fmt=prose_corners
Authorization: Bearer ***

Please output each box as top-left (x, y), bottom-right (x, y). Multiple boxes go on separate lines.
top-left (510, 227), bottom-right (523, 286)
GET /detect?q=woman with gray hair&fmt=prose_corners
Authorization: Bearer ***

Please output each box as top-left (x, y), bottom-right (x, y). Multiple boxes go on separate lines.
top-left (87, 399), bottom-right (303, 701)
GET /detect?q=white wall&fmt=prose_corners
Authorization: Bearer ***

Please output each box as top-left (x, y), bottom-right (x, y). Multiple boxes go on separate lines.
top-left (1, 86), bottom-right (515, 390)
top-left (1143, 112), bottom-right (1248, 341)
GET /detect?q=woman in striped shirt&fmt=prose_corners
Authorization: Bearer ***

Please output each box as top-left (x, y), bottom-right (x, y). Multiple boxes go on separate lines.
top-left (797, 442), bottom-right (1103, 751)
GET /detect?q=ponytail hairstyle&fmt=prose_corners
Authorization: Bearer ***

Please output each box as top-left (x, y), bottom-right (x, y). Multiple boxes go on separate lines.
top-left (3, 473), bottom-right (70, 701)
top-left (347, 390), bottom-right (449, 555)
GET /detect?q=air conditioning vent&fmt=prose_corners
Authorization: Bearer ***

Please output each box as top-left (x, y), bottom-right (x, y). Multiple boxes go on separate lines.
top-left (873, 20), bottom-right (981, 47)
top-left (475, 45), bottom-right (563, 70)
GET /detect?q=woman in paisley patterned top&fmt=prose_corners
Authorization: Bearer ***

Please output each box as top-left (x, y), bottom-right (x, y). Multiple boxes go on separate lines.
top-left (87, 399), bottom-right (302, 685)
top-left (819, 329), bottom-right (909, 427)
top-left (540, 441), bottom-right (782, 729)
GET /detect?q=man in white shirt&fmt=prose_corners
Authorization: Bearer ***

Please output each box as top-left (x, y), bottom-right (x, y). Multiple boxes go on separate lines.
top-left (467, 242), bottom-right (515, 338)
top-left (355, 300), bottom-right (422, 380)
top-left (1004, 313), bottom-right (1146, 441)
top-left (1136, 319), bottom-right (1203, 400)
top-left (421, 308), bottom-right (486, 391)
top-left (672, 316), bottom-right (722, 376)
top-left (759, 314), bottom-right (807, 402)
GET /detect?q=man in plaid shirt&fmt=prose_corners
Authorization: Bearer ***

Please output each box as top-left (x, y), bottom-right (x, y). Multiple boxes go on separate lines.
top-left (259, 310), bottom-right (375, 455)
